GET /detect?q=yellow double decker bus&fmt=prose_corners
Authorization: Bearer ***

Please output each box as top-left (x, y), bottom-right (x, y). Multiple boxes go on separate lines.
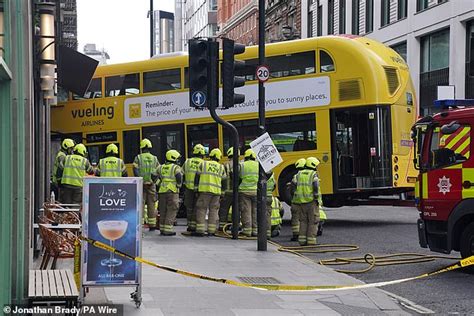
top-left (51, 35), bottom-right (417, 206)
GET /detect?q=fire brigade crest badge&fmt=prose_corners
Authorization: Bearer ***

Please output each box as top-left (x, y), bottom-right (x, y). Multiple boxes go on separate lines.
top-left (437, 176), bottom-right (452, 195)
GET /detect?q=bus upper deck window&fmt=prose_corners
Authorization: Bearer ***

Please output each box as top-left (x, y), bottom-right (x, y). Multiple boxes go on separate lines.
top-left (106, 73), bottom-right (140, 97)
top-left (144, 68), bottom-right (181, 93)
top-left (73, 78), bottom-right (102, 100)
top-left (267, 51), bottom-right (315, 79)
top-left (320, 50), bottom-right (335, 72)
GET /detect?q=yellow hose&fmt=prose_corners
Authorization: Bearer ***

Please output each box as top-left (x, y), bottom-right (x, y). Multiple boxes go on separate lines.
top-left (216, 223), bottom-right (460, 274)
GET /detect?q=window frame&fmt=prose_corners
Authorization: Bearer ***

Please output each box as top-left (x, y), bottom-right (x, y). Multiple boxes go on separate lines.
top-left (365, 0), bottom-right (374, 33)
top-left (105, 73), bottom-right (140, 97)
top-left (352, 0), bottom-right (360, 35)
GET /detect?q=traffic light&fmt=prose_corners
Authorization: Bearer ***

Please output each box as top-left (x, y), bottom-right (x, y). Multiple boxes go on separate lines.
top-left (222, 38), bottom-right (246, 109)
top-left (188, 39), bottom-right (210, 108)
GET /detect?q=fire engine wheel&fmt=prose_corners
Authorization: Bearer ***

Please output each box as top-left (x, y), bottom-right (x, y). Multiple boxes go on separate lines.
top-left (460, 223), bottom-right (474, 260)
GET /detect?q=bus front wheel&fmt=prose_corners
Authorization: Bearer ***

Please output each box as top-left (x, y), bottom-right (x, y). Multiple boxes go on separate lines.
top-left (460, 223), bottom-right (474, 259)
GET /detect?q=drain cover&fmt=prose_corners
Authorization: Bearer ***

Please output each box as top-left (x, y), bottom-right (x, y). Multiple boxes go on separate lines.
top-left (237, 277), bottom-right (281, 284)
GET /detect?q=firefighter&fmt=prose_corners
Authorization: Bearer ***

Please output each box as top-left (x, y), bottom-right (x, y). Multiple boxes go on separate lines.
top-left (96, 143), bottom-right (127, 177)
top-left (52, 138), bottom-right (75, 202)
top-left (157, 150), bottom-right (183, 236)
top-left (270, 196), bottom-right (283, 237)
top-left (218, 147), bottom-right (239, 231)
top-left (290, 157), bottom-right (320, 246)
top-left (238, 149), bottom-right (259, 237)
top-left (133, 138), bottom-right (160, 231)
top-left (194, 148), bottom-right (226, 236)
top-left (182, 144), bottom-right (205, 232)
top-left (288, 158), bottom-right (306, 241)
top-left (57, 143), bottom-right (94, 205)
top-left (266, 171), bottom-right (276, 239)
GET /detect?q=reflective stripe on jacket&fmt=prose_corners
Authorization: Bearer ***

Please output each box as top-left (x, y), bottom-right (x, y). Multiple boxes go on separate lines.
top-left (183, 157), bottom-right (203, 190)
top-left (238, 160), bottom-right (259, 194)
top-left (61, 154), bottom-right (90, 187)
top-left (134, 153), bottom-right (159, 182)
top-left (267, 174), bottom-right (276, 197)
top-left (158, 163), bottom-right (182, 193)
top-left (271, 196), bottom-right (282, 226)
top-left (99, 156), bottom-right (125, 177)
top-left (197, 160), bottom-right (225, 195)
top-left (292, 169), bottom-right (318, 204)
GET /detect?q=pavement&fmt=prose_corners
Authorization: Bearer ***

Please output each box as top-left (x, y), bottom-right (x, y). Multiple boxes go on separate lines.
top-left (79, 221), bottom-right (412, 316)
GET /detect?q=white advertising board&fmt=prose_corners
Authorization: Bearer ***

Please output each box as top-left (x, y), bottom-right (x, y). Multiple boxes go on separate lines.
top-left (124, 76), bottom-right (330, 125)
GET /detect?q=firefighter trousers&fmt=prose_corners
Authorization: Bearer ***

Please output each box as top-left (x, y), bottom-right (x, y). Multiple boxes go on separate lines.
top-left (184, 187), bottom-right (197, 231)
top-left (218, 192), bottom-right (233, 230)
top-left (294, 201), bottom-right (319, 246)
top-left (143, 183), bottom-right (157, 227)
top-left (195, 192), bottom-right (220, 234)
top-left (239, 193), bottom-right (257, 237)
top-left (158, 192), bottom-right (179, 233)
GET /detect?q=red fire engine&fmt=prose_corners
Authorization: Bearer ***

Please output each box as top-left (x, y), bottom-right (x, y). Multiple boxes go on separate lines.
top-left (412, 100), bottom-right (474, 259)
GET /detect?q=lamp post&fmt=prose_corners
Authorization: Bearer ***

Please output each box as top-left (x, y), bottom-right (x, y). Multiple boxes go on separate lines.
top-left (38, 0), bottom-right (56, 202)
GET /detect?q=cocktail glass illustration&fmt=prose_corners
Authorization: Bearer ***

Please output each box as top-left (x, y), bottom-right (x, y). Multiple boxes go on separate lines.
top-left (97, 220), bottom-right (128, 267)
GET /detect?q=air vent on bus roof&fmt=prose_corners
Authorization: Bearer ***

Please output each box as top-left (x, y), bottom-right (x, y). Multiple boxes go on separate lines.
top-left (384, 67), bottom-right (400, 95)
top-left (338, 80), bottom-right (361, 101)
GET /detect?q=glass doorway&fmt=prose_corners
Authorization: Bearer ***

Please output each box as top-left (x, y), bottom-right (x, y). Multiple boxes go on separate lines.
top-left (142, 124), bottom-right (185, 164)
top-left (332, 106), bottom-right (392, 190)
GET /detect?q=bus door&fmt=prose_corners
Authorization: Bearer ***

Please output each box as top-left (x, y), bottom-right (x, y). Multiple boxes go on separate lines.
top-left (142, 124), bottom-right (185, 164)
top-left (332, 106), bottom-right (392, 190)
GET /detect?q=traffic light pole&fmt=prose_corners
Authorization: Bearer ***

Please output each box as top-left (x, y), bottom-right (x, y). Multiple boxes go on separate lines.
top-left (207, 39), bottom-right (240, 239)
top-left (257, 0), bottom-right (267, 251)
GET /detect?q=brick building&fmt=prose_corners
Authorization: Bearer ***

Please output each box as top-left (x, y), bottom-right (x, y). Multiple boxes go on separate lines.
top-left (217, 0), bottom-right (258, 45)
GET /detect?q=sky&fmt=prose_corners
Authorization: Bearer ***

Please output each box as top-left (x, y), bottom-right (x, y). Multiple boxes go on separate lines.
top-left (77, 0), bottom-right (175, 64)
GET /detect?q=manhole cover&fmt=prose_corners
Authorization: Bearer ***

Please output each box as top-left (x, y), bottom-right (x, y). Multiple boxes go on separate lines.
top-left (237, 277), bottom-right (281, 284)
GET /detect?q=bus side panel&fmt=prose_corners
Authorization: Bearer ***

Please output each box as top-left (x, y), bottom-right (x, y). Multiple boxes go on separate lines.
top-left (391, 103), bottom-right (417, 188)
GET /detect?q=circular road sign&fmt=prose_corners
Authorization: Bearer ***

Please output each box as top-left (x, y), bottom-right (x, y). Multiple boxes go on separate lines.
top-left (256, 65), bottom-right (270, 83)
top-left (191, 91), bottom-right (207, 107)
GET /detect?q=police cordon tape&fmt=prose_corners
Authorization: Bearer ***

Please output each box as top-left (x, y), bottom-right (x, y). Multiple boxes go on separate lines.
top-left (79, 235), bottom-right (474, 292)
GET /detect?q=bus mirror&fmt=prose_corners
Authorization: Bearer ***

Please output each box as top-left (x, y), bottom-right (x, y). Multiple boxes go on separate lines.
top-left (440, 121), bottom-right (461, 135)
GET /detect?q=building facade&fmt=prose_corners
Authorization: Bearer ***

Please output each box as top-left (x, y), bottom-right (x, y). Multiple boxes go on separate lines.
top-left (0, 0), bottom-right (34, 306)
top-left (59, 0), bottom-right (77, 50)
top-left (154, 10), bottom-right (174, 54)
top-left (183, 0), bottom-right (218, 49)
top-left (217, 0), bottom-right (258, 45)
top-left (265, 0), bottom-right (302, 42)
top-left (302, 0), bottom-right (474, 115)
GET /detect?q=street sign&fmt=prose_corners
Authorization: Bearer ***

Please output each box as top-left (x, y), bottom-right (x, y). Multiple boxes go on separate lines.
top-left (191, 91), bottom-right (206, 107)
top-left (250, 132), bottom-right (283, 173)
top-left (256, 65), bottom-right (270, 83)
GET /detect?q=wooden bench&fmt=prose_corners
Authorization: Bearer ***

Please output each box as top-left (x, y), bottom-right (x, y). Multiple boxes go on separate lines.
top-left (28, 270), bottom-right (79, 308)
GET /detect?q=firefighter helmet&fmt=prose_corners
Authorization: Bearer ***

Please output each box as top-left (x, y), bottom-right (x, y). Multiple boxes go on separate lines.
top-left (74, 144), bottom-right (87, 157)
top-left (295, 158), bottom-right (306, 170)
top-left (166, 149), bottom-right (181, 162)
top-left (244, 149), bottom-right (256, 160)
top-left (306, 157), bottom-right (320, 170)
top-left (106, 143), bottom-right (119, 155)
top-left (61, 138), bottom-right (75, 150)
top-left (193, 144), bottom-right (205, 156)
top-left (140, 138), bottom-right (152, 149)
top-left (209, 148), bottom-right (222, 161)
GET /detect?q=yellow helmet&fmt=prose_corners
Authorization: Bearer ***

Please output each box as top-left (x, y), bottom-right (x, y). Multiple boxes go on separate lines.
top-left (226, 147), bottom-right (240, 157)
top-left (209, 148), bottom-right (222, 161)
top-left (306, 157), bottom-right (320, 170)
top-left (166, 149), bottom-right (181, 162)
top-left (106, 143), bottom-right (119, 155)
top-left (244, 149), bottom-right (256, 159)
top-left (295, 158), bottom-right (306, 170)
top-left (140, 138), bottom-right (152, 149)
top-left (61, 138), bottom-right (75, 150)
top-left (193, 144), bottom-right (205, 156)
top-left (74, 143), bottom-right (87, 156)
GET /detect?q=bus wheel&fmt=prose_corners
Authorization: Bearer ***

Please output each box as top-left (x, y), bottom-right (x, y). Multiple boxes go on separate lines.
top-left (460, 223), bottom-right (474, 265)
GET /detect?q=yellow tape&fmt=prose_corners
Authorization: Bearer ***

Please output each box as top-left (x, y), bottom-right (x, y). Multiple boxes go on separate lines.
top-left (80, 236), bottom-right (474, 292)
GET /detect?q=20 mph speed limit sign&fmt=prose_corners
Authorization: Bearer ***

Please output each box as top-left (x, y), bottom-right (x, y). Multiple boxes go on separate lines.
top-left (256, 65), bottom-right (270, 83)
